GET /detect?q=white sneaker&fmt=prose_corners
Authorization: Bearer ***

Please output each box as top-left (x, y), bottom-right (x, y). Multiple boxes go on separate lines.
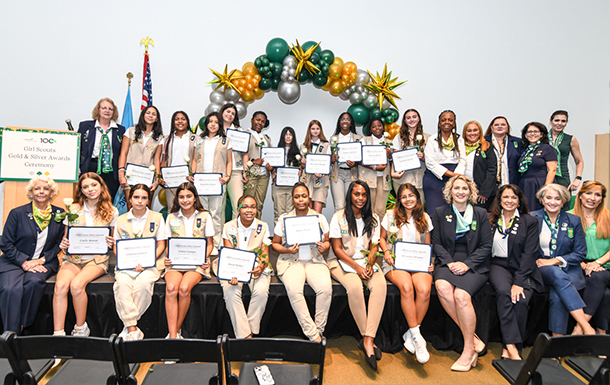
top-left (71, 322), bottom-right (90, 337)
top-left (412, 334), bottom-right (430, 364)
top-left (53, 330), bottom-right (66, 336)
top-left (125, 328), bottom-right (144, 341)
top-left (403, 330), bottom-right (414, 354)
top-left (118, 327), bottom-right (128, 340)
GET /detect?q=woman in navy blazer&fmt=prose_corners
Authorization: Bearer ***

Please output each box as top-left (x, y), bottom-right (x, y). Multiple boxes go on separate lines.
top-left (483, 116), bottom-right (523, 187)
top-left (78, 98), bottom-right (126, 199)
top-left (531, 183), bottom-right (595, 335)
top-left (488, 184), bottom-right (543, 360)
top-left (462, 121), bottom-right (497, 210)
top-left (0, 176), bottom-right (65, 334)
top-left (432, 175), bottom-right (492, 371)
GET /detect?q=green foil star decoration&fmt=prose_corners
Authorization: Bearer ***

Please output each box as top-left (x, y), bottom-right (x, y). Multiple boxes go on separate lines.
top-left (363, 63), bottom-right (407, 110)
top-left (207, 64), bottom-right (244, 93)
top-left (291, 40), bottom-right (321, 81)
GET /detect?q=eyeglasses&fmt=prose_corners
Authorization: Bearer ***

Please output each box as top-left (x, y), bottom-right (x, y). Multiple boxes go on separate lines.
top-left (340, 118), bottom-right (351, 122)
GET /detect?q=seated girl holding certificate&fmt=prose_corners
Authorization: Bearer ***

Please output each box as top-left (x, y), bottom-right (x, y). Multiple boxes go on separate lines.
top-left (220, 195), bottom-right (271, 338)
top-left (164, 182), bottom-right (214, 339)
top-left (378, 183), bottom-right (433, 364)
top-left (53, 173), bottom-right (118, 336)
top-left (190, 112), bottom-right (232, 255)
top-left (271, 183), bottom-right (332, 342)
top-left (359, 118), bottom-right (392, 220)
top-left (113, 184), bottom-right (167, 341)
top-left (329, 180), bottom-right (385, 371)
top-left (271, 126), bottom-right (301, 224)
top-left (300, 120), bottom-right (331, 214)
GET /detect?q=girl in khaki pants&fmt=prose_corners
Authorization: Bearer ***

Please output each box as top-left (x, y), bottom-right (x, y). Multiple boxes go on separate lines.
top-left (329, 180), bottom-right (386, 371)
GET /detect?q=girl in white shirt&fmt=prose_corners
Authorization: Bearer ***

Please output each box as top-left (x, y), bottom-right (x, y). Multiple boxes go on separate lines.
top-left (164, 182), bottom-right (214, 338)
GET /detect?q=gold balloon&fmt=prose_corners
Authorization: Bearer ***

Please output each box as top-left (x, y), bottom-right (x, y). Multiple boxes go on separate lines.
top-left (242, 90), bottom-right (255, 102)
top-left (253, 74), bottom-right (261, 82)
top-left (242, 62), bottom-right (256, 73)
top-left (329, 64), bottom-right (342, 79)
top-left (333, 57), bottom-right (344, 66)
top-left (233, 70), bottom-right (244, 78)
top-left (329, 79), bottom-right (345, 96)
top-left (254, 88), bottom-right (264, 99)
top-left (159, 188), bottom-right (167, 207)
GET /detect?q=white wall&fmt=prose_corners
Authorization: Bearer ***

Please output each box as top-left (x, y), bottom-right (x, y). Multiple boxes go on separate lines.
top-left (1, 0), bottom-right (609, 226)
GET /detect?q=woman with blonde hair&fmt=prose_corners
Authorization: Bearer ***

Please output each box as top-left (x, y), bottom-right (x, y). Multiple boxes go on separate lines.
top-left (571, 181), bottom-right (610, 334)
top-left (462, 120), bottom-right (497, 210)
top-left (431, 175), bottom-right (492, 371)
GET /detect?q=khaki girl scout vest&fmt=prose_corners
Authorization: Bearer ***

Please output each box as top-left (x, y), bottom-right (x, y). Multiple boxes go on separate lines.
top-left (301, 141), bottom-right (330, 188)
top-left (358, 136), bottom-right (392, 190)
top-left (65, 205), bottom-right (117, 265)
top-left (116, 210), bottom-right (165, 270)
top-left (194, 136), bottom-right (231, 177)
top-left (246, 131), bottom-right (272, 177)
top-left (328, 209), bottom-right (379, 269)
top-left (125, 129), bottom-right (163, 166)
top-left (167, 210), bottom-right (212, 277)
top-left (276, 208), bottom-right (328, 276)
top-left (329, 134), bottom-right (362, 183)
top-left (224, 218), bottom-right (269, 252)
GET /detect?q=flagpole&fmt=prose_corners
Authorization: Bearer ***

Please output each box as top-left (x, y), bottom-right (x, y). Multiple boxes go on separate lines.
top-left (121, 72), bottom-right (134, 129)
top-left (140, 36), bottom-right (154, 110)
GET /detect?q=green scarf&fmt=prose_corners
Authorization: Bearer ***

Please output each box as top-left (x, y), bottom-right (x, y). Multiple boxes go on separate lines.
top-left (548, 131), bottom-right (564, 177)
top-left (518, 141), bottom-right (541, 174)
top-left (452, 203), bottom-right (474, 237)
top-left (97, 126), bottom-right (113, 174)
top-left (32, 202), bottom-right (52, 231)
top-left (543, 211), bottom-right (559, 259)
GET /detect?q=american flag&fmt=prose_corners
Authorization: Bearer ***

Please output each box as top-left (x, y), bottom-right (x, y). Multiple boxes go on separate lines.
top-left (141, 52), bottom-right (153, 110)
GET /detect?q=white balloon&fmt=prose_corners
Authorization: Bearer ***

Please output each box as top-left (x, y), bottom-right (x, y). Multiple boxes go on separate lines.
top-left (283, 55), bottom-right (297, 68)
top-left (224, 88), bottom-right (240, 102)
top-left (277, 81), bottom-right (301, 104)
top-left (235, 102), bottom-right (247, 120)
top-left (209, 91), bottom-right (224, 104)
top-left (349, 92), bottom-right (363, 104)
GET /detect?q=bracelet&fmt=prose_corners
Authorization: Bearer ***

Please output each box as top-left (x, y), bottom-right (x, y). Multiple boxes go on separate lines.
top-left (383, 249), bottom-right (390, 253)
top-left (575, 176), bottom-right (582, 180)
top-left (595, 259), bottom-right (603, 265)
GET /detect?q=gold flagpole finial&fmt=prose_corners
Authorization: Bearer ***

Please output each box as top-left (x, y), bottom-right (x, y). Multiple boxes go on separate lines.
top-left (126, 72), bottom-right (133, 86)
top-left (140, 36), bottom-right (154, 53)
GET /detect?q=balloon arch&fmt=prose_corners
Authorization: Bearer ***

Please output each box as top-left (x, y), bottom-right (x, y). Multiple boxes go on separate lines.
top-left (202, 37), bottom-right (407, 139)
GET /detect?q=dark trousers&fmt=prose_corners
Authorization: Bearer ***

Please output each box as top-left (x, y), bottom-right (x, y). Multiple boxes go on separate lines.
top-left (489, 260), bottom-right (533, 348)
top-left (87, 159), bottom-right (120, 200)
top-left (583, 269), bottom-right (610, 331)
top-left (0, 268), bottom-right (54, 333)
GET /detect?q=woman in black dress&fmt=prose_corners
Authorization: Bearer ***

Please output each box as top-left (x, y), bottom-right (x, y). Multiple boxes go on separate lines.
top-left (432, 175), bottom-right (492, 371)
top-left (517, 122), bottom-right (557, 211)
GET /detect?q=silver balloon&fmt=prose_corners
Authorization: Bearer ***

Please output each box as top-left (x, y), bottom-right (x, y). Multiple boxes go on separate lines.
top-left (349, 92), bottom-right (363, 105)
top-left (224, 88), bottom-right (240, 102)
top-left (342, 88), bottom-right (352, 97)
top-left (339, 92), bottom-right (350, 101)
top-left (382, 99), bottom-right (391, 109)
top-left (235, 102), bottom-right (247, 120)
top-left (355, 69), bottom-right (371, 85)
top-left (350, 85), bottom-right (357, 92)
top-left (363, 94), bottom-right (377, 109)
top-left (209, 91), bottom-right (225, 104)
top-left (283, 55), bottom-right (297, 68)
top-left (356, 85), bottom-right (365, 94)
top-left (288, 68), bottom-right (296, 77)
top-left (277, 81), bottom-right (301, 104)
top-left (205, 102), bottom-right (222, 115)
top-left (281, 71), bottom-right (289, 81)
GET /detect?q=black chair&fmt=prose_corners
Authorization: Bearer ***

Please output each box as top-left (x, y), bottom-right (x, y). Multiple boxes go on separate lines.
top-left (492, 333), bottom-right (610, 385)
top-left (566, 357), bottom-right (610, 382)
top-left (223, 335), bottom-right (326, 385)
top-left (113, 336), bottom-right (223, 385)
top-left (0, 331), bottom-right (119, 385)
top-left (0, 338), bottom-right (53, 385)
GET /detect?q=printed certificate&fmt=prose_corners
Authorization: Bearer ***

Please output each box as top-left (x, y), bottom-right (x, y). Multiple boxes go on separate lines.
top-left (116, 237), bottom-right (157, 270)
top-left (126, 163), bottom-right (155, 186)
top-left (260, 147), bottom-right (285, 167)
top-left (393, 241), bottom-right (432, 272)
top-left (216, 247), bottom-right (258, 283)
top-left (283, 215), bottom-right (322, 247)
top-left (161, 165), bottom-right (190, 189)
top-left (193, 173), bottom-right (223, 196)
top-left (275, 167), bottom-right (300, 187)
top-left (304, 154), bottom-right (331, 175)
top-left (391, 148), bottom-right (422, 172)
top-left (167, 237), bottom-right (207, 266)
top-left (67, 226), bottom-right (110, 255)
top-left (337, 142), bottom-right (362, 163)
top-left (226, 129), bottom-right (251, 153)
top-left (361, 145), bottom-right (388, 166)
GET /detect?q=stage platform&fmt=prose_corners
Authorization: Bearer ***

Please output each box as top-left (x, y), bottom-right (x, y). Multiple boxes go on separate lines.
top-left (26, 251), bottom-right (559, 354)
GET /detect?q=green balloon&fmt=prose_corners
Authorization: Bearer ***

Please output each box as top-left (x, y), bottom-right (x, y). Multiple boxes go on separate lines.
top-left (259, 78), bottom-right (272, 91)
top-left (386, 108), bottom-right (399, 123)
top-left (254, 57), bottom-right (262, 68)
top-left (310, 53), bottom-right (320, 64)
top-left (298, 70), bottom-right (311, 84)
top-left (312, 74), bottom-right (327, 88)
top-left (198, 117), bottom-right (206, 131)
top-left (266, 38), bottom-right (289, 63)
top-left (369, 109), bottom-right (382, 119)
top-left (320, 49), bottom-right (335, 65)
top-left (347, 104), bottom-right (370, 127)
top-left (382, 108), bottom-right (392, 117)
top-left (302, 41), bottom-right (322, 56)
top-left (381, 117), bottom-right (387, 123)
top-left (271, 62), bottom-right (283, 78)
top-left (271, 78), bottom-right (280, 91)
